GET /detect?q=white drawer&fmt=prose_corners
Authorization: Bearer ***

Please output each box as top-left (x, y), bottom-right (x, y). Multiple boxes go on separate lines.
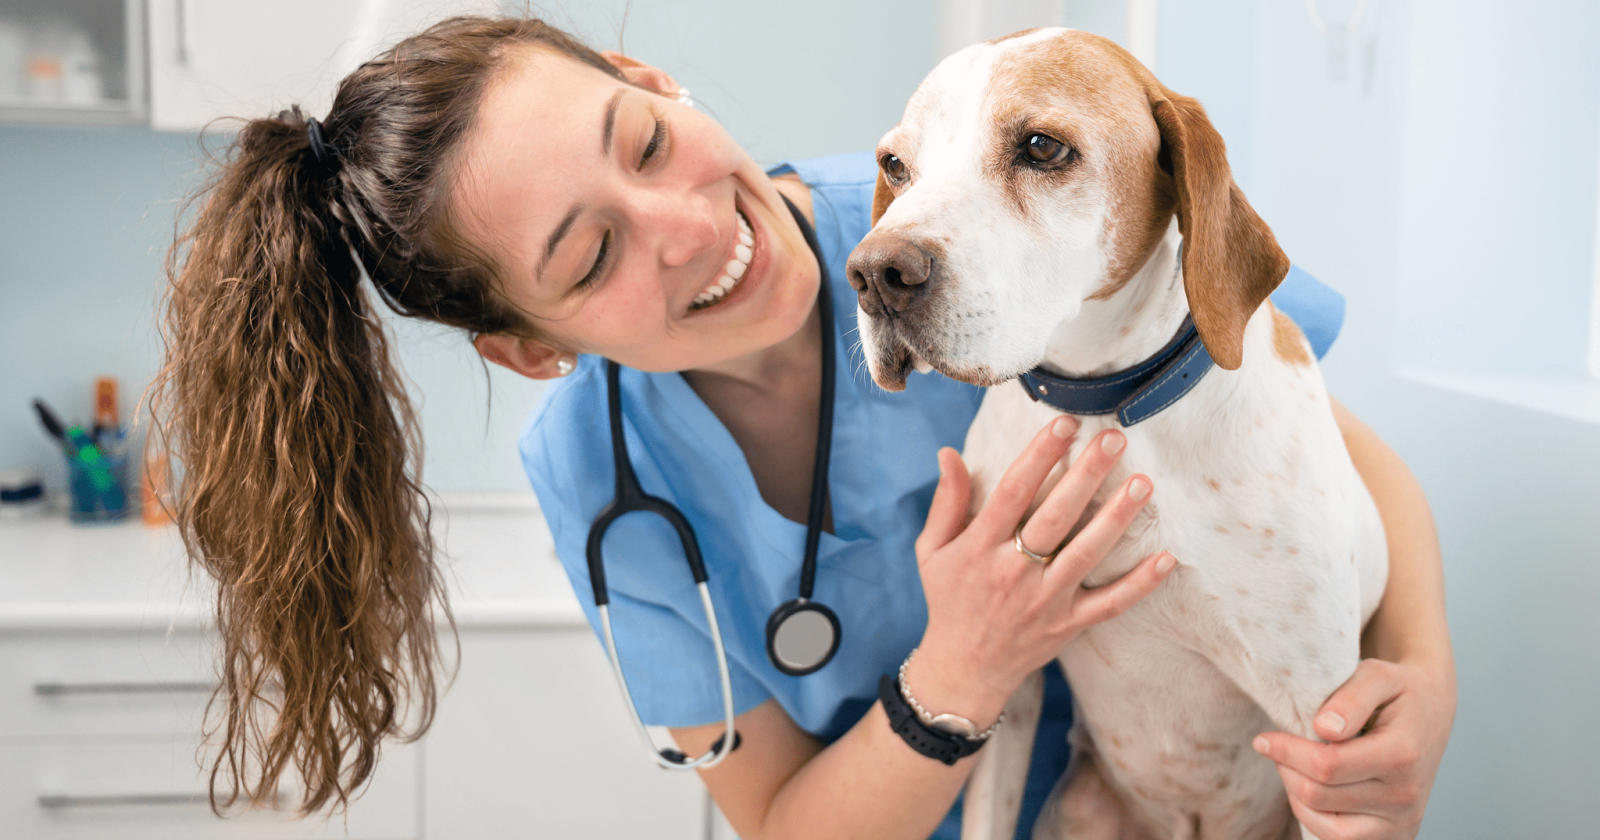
top-left (0, 630), bottom-right (217, 739)
top-left (0, 737), bottom-right (419, 840)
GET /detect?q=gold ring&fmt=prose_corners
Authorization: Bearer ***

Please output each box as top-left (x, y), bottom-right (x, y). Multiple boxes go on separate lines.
top-left (1013, 523), bottom-right (1055, 565)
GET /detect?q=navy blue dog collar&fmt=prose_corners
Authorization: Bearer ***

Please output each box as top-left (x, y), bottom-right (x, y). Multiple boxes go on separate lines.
top-left (1016, 315), bottom-right (1215, 426)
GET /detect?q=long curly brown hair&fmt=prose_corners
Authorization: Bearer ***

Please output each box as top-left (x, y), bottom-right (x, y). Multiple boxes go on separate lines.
top-left (149, 16), bottom-right (625, 815)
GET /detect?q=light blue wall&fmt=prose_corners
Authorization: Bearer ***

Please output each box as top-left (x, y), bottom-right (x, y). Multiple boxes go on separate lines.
top-left (0, 0), bottom-right (937, 494)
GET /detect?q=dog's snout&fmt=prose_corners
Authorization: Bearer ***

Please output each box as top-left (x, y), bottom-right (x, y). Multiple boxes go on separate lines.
top-left (846, 234), bottom-right (935, 317)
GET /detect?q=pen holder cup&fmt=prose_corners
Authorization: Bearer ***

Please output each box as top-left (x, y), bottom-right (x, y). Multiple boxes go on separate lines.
top-left (66, 451), bottom-right (133, 523)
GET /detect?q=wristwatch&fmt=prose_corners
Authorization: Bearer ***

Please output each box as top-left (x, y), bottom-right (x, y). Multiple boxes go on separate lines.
top-left (877, 649), bottom-right (1002, 766)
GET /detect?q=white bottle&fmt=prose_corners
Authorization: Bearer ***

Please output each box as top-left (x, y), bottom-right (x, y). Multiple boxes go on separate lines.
top-left (0, 18), bottom-right (23, 101)
top-left (60, 28), bottom-right (102, 104)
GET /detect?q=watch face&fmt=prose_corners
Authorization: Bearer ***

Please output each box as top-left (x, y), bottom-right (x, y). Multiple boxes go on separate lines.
top-left (929, 712), bottom-right (980, 739)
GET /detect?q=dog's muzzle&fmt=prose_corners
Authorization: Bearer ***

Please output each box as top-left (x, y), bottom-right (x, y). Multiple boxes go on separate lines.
top-left (846, 233), bottom-right (935, 319)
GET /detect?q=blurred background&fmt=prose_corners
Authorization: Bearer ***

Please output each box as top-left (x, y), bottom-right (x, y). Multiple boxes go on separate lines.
top-left (1, 0), bottom-right (1596, 837)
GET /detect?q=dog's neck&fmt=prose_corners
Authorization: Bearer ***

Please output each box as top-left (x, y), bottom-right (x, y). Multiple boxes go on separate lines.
top-left (1037, 222), bottom-right (1192, 379)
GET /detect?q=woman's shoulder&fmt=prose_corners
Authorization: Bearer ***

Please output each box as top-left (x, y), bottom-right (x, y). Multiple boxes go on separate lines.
top-left (517, 356), bottom-right (611, 503)
top-left (767, 151), bottom-right (877, 188)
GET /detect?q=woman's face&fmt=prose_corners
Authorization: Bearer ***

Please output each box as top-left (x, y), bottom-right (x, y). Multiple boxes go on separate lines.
top-left (457, 49), bottom-right (820, 376)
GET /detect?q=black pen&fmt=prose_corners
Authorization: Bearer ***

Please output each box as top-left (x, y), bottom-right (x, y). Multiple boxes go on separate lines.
top-left (33, 399), bottom-right (69, 451)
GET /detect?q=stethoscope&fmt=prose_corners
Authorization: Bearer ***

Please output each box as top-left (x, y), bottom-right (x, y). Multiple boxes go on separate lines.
top-left (585, 197), bottom-right (840, 770)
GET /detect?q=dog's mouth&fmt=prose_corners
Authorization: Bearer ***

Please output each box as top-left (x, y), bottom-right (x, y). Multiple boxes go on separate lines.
top-left (867, 331), bottom-right (1014, 391)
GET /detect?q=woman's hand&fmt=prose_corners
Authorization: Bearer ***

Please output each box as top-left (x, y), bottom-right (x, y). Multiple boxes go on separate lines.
top-left (1253, 656), bottom-right (1456, 840)
top-left (904, 416), bottom-right (1177, 727)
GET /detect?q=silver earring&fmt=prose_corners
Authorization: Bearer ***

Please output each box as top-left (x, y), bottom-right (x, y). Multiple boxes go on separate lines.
top-left (676, 87), bottom-right (694, 108)
top-left (555, 356), bottom-right (576, 376)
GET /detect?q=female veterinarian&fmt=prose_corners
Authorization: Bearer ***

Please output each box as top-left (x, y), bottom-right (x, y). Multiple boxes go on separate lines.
top-left (155, 15), bottom-right (1454, 840)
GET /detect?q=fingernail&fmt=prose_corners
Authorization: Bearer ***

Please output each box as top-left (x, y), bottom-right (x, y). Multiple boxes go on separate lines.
top-left (1100, 431), bottom-right (1124, 455)
top-left (1051, 417), bottom-right (1076, 439)
top-left (1252, 736), bottom-right (1270, 755)
top-left (1156, 554), bottom-right (1176, 574)
top-left (1127, 477), bottom-right (1150, 501)
top-left (1316, 712), bottom-right (1346, 734)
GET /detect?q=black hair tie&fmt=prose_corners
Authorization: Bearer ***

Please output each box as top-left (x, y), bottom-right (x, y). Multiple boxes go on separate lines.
top-left (305, 117), bottom-right (341, 178)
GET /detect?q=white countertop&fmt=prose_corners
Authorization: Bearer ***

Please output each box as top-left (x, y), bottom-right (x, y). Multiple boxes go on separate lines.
top-left (0, 492), bottom-right (586, 631)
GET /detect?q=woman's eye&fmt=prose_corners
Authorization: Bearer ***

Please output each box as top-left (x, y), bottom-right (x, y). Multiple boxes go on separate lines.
top-left (1023, 134), bottom-right (1072, 165)
top-left (881, 153), bottom-right (908, 184)
top-left (639, 118), bottom-right (667, 170)
top-left (577, 231), bottom-right (611, 290)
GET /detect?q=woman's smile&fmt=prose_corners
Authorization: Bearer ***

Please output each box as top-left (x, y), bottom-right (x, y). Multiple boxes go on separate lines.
top-left (689, 207), bottom-right (755, 311)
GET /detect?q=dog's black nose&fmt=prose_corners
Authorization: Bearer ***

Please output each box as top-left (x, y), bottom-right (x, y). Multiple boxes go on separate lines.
top-left (847, 233), bottom-right (934, 318)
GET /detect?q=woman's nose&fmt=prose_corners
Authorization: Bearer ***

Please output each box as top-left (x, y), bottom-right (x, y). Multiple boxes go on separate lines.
top-left (639, 186), bottom-right (719, 268)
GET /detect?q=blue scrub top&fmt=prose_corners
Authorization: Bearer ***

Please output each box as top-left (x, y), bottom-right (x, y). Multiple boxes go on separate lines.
top-left (519, 151), bottom-right (1344, 839)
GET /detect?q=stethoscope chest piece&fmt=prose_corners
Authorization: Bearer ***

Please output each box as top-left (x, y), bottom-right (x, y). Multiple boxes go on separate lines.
top-left (766, 598), bottom-right (841, 676)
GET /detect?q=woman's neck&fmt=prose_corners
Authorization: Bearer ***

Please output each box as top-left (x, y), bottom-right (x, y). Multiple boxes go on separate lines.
top-left (684, 173), bottom-right (820, 398)
top-left (680, 175), bottom-right (830, 526)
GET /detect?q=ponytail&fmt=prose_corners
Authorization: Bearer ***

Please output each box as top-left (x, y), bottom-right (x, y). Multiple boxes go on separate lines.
top-left (153, 16), bottom-right (633, 813)
top-left (155, 107), bottom-right (444, 814)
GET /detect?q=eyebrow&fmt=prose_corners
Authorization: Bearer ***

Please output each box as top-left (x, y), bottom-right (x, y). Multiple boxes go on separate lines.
top-left (601, 88), bottom-right (625, 155)
top-left (536, 89), bottom-right (628, 285)
top-left (536, 203), bottom-right (584, 284)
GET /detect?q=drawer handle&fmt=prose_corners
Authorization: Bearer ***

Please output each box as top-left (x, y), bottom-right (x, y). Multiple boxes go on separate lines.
top-left (38, 790), bottom-right (289, 809)
top-left (34, 681), bottom-right (215, 696)
top-left (39, 792), bottom-right (206, 808)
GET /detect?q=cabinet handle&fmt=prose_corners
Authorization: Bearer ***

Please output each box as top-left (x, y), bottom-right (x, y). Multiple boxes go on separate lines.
top-left (34, 680), bottom-right (215, 696)
top-left (38, 792), bottom-right (206, 808)
top-left (174, 0), bottom-right (189, 66)
top-left (38, 790), bottom-right (288, 809)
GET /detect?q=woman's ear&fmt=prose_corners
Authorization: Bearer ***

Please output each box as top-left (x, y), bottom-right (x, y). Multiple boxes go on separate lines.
top-left (599, 51), bottom-right (680, 97)
top-left (474, 334), bottom-right (572, 380)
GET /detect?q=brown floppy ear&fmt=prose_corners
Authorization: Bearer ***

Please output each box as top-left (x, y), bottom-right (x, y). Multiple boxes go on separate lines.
top-left (871, 169), bottom-right (895, 226)
top-left (1150, 89), bottom-right (1289, 370)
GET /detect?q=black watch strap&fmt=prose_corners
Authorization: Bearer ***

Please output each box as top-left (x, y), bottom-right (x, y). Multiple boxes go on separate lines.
top-left (877, 674), bottom-right (986, 766)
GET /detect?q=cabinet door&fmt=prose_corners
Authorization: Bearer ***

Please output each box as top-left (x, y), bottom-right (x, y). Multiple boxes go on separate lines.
top-left (147, 0), bottom-right (496, 131)
top-left (424, 627), bottom-right (707, 840)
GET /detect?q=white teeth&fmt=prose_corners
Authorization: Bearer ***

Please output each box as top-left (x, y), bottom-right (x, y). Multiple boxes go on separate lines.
top-left (693, 210), bottom-right (754, 309)
top-left (912, 355), bottom-right (933, 375)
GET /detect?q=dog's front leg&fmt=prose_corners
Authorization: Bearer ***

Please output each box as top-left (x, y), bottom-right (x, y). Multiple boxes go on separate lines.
top-left (960, 669), bottom-right (1044, 840)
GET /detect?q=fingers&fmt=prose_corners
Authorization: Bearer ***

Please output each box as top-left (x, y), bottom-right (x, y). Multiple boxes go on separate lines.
top-left (1284, 790), bottom-right (1393, 840)
top-left (1044, 472), bottom-right (1154, 586)
top-left (1314, 659), bottom-right (1408, 742)
top-left (1274, 762), bottom-right (1408, 817)
top-left (1017, 429), bottom-right (1126, 558)
top-left (1252, 726), bottom-right (1400, 788)
top-left (969, 416), bottom-right (1077, 542)
top-left (1063, 551), bottom-right (1177, 628)
top-left (915, 448), bottom-right (972, 562)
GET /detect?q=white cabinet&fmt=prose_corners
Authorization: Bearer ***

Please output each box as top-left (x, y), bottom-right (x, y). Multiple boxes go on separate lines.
top-left (424, 628), bottom-right (708, 840)
top-left (0, 501), bottom-right (710, 840)
top-left (0, 0), bottom-right (146, 125)
top-left (145, 0), bottom-right (497, 131)
top-left (0, 629), bottom-right (421, 839)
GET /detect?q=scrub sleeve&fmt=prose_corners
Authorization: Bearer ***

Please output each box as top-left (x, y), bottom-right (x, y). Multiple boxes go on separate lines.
top-left (518, 151), bottom-right (1346, 840)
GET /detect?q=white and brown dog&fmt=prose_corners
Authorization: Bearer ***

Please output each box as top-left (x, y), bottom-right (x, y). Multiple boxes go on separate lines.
top-left (845, 28), bottom-right (1387, 840)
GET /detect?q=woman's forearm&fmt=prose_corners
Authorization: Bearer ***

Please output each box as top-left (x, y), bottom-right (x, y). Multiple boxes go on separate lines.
top-left (680, 691), bottom-right (991, 840)
top-left (1330, 398), bottom-right (1454, 673)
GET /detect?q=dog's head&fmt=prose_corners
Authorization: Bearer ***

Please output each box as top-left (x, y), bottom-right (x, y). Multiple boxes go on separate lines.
top-left (846, 28), bottom-right (1288, 390)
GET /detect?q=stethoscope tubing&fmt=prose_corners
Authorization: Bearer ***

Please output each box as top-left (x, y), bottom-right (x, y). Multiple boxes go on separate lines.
top-left (598, 584), bottom-right (737, 770)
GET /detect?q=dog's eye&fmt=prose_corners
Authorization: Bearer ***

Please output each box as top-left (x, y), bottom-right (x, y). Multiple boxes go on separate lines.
top-left (1023, 134), bottom-right (1072, 165)
top-left (881, 154), bottom-right (909, 185)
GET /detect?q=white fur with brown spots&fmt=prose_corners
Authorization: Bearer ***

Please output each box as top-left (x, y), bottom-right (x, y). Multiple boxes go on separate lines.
top-left (846, 28), bottom-right (1387, 840)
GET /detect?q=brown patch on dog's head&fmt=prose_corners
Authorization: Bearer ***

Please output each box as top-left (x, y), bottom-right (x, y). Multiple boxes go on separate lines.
top-left (981, 32), bottom-right (1177, 301)
top-left (871, 168), bottom-right (895, 226)
top-left (1271, 303), bottom-right (1313, 366)
top-left (983, 31), bottom-right (1288, 369)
